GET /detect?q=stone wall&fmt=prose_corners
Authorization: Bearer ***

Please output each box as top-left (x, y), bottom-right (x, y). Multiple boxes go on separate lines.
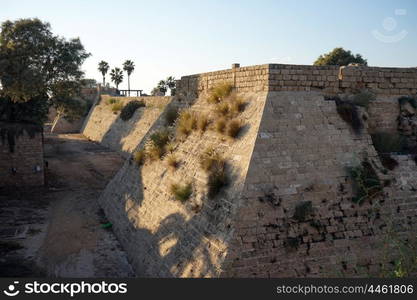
top-left (88, 63), bottom-right (417, 277)
top-left (0, 124), bottom-right (44, 187)
top-left (221, 91), bottom-right (416, 277)
top-left (82, 95), bottom-right (172, 157)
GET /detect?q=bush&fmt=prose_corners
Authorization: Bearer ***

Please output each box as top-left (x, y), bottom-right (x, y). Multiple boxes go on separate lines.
top-left (215, 118), bottom-right (227, 134)
top-left (166, 154), bottom-right (179, 170)
top-left (170, 182), bottom-right (192, 202)
top-left (371, 132), bottom-right (406, 154)
top-left (226, 119), bottom-right (243, 138)
top-left (398, 96), bottom-right (417, 109)
top-left (133, 150), bottom-right (146, 166)
top-left (293, 201), bottom-right (313, 222)
top-left (207, 82), bottom-right (233, 104)
top-left (120, 100), bottom-right (145, 121)
top-left (111, 102), bottom-right (124, 113)
top-left (146, 129), bottom-right (171, 160)
top-left (177, 109), bottom-right (197, 136)
top-left (165, 106), bottom-right (179, 126)
top-left (348, 159), bottom-right (382, 204)
top-left (197, 113), bottom-right (209, 133)
top-left (351, 90), bottom-right (375, 108)
top-left (335, 99), bottom-right (363, 135)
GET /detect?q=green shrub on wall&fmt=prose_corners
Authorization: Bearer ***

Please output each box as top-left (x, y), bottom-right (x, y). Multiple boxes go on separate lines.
top-left (120, 100), bottom-right (145, 121)
top-left (348, 159), bottom-right (382, 204)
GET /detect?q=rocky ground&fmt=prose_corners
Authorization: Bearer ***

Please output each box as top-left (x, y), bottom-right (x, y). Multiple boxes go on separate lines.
top-left (0, 133), bottom-right (134, 277)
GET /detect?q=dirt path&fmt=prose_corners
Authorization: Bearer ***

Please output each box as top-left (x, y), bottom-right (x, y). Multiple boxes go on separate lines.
top-left (0, 133), bottom-right (134, 277)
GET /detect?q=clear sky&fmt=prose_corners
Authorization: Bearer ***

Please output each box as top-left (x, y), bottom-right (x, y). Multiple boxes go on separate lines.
top-left (1, 0), bottom-right (417, 93)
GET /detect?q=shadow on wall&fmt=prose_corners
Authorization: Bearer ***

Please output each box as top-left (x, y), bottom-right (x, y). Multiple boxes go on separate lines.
top-left (98, 95), bottom-right (249, 276)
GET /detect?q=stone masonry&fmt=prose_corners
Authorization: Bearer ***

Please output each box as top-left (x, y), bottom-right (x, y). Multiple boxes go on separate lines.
top-left (87, 63), bottom-right (417, 277)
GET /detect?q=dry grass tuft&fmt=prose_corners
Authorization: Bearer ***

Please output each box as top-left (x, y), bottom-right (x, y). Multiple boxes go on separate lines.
top-left (215, 117), bottom-right (227, 134)
top-left (145, 128), bottom-right (171, 160)
top-left (226, 119), bottom-right (243, 139)
top-left (166, 153), bottom-right (179, 170)
top-left (133, 150), bottom-right (146, 166)
top-left (207, 82), bottom-right (233, 104)
top-left (177, 109), bottom-right (198, 136)
top-left (197, 113), bottom-right (210, 133)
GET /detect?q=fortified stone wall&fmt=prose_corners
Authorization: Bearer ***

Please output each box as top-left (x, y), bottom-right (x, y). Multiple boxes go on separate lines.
top-left (83, 63), bottom-right (417, 277)
top-left (0, 125), bottom-right (44, 187)
top-left (82, 95), bottom-right (172, 157)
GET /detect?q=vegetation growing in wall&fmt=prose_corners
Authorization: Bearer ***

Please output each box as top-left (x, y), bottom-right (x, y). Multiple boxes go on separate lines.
top-left (133, 149), bottom-right (146, 166)
top-left (347, 159), bottom-right (382, 204)
top-left (335, 99), bottom-right (363, 135)
top-left (293, 201), bottom-right (313, 222)
top-left (170, 182), bottom-right (192, 202)
top-left (145, 128), bottom-right (171, 160)
top-left (226, 119), bottom-right (243, 139)
top-left (111, 102), bottom-right (124, 113)
top-left (120, 100), bottom-right (145, 121)
top-left (176, 109), bottom-right (197, 136)
top-left (351, 89), bottom-right (376, 108)
top-left (197, 113), bottom-right (209, 133)
top-left (371, 132), bottom-right (406, 170)
top-left (164, 106), bottom-right (179, 126)
top-left (398, 96), bottom-right (417, 109)
top-left (200, 147), bottom-right (229, 198)
top-left (207, 82), bottom-right (233, 104)
top-left (166, 154), bottom-right (179, 170)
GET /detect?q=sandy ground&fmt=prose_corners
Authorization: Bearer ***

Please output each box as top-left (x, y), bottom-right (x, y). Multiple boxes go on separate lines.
top-left (0, 133), bottom-right (134, 277)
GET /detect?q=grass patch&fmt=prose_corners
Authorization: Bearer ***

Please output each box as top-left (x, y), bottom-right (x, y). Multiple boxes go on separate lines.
top-left (120, 100), bottom-right (145, 121)
top-left (348, 159), bottom-right (382, 205)
top-left (207, 82), bottom-right (233, 104)
top-left (133, 150), bottom-right (146, 166)
top-left (166, 154), bottom-right (179, 170)
top-left (177, 109), bottom-right (197, 136)
top-left (199, 147), bottom-right (224, 172)
top-left (106, 98), bottom-right (118, 105)
top-left (165, 106), bottom-right (179, 126)
top-left (111, 102), bottom-right (124, 113)
top-left (226, 119), bottom-right (243, 139)
top-left (170, 182), bottom-right (192, 202)
top-left (145, 128), bottom-right (171, 160)
top-left (335, 99), bottom-right (363, 135)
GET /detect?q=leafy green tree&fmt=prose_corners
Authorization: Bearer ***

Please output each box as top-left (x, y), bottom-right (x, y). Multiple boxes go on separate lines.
top-left (110, 67), bottom-right (123, 90)
top-left (0, 18), bottom-right (90, 125)
top-left (123, 60), bottom-right (135, 95)
top-left (314, 47), bottom-right (367, 66)
top-left (98, 61), bottom-right (109, 86)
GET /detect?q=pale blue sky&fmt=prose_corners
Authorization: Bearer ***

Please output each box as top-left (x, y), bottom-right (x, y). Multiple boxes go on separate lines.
top-left (1, 0), bottom-right (416, 93)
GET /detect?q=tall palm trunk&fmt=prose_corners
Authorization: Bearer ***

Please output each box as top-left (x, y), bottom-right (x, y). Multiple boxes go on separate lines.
top-left (127, 75), bottom-right (130, 96)
top-left (102, 76), bottom-right (105, 86)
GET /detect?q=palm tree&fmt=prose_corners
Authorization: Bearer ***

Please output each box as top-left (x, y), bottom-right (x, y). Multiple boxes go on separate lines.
top-left (157, 80), bottom-right (167, 95)
top-left (110, 67), bottom-right (124, 90)
top-left (98, 61), bottom-right (109, 86)
top-left (123, 60), bottom-right (135, 96)
top-left (166, 76), bottom-right (176, 96)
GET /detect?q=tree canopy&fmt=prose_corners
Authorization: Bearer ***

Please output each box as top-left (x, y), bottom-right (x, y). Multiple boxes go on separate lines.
top-left (0, 18), bottom-right (90, 125)
top-left (314, 47), bottom-right (367, 66)
top-left (110, 67), bottom-right (123, 90)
